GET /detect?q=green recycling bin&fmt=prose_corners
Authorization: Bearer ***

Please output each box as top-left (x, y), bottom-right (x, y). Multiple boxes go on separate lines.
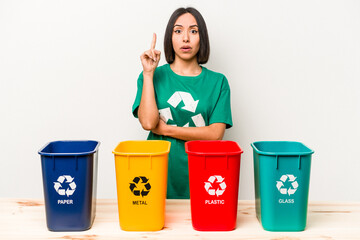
top-left (251, 141), bottom-right (314, 231)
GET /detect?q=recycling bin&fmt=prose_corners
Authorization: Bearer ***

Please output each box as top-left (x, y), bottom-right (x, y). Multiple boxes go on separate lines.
top-left (251, 141), bottom-right (314, 231)
top-left (113, 140), bottom-right (170, 231)
top-left (38, 140), bottom-right (100, 231)
top-left (185, 140), bottom-right (243, 231)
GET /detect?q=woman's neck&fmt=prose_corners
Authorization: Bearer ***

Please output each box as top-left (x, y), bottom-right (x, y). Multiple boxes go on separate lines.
top-left (170, 58), bottom-right (202, 77)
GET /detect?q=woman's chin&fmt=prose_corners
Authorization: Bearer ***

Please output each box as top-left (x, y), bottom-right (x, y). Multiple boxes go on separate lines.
top-left (175, 53), bottom-right (197, 62)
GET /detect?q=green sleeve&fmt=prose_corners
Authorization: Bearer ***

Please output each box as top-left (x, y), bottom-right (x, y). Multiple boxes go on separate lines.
top-left (209, 76), bottom-right (233, 129)
top-left (132, 72), bottom-right (144, 118)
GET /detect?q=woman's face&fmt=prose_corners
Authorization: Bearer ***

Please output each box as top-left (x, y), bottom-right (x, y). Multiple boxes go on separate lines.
top-left (172, 13), bottom-right (200, 62)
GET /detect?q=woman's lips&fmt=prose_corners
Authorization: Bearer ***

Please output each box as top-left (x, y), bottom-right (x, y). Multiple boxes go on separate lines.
top-left (180, 46), bottom-right (192, 52)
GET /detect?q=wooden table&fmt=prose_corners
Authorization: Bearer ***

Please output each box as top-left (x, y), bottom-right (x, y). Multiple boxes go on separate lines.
top-left (1, 199), bottom-right (359, 239)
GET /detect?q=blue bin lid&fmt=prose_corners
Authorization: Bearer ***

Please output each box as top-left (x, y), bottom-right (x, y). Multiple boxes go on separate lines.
top-left (38, 140), bottom-right (100, 157)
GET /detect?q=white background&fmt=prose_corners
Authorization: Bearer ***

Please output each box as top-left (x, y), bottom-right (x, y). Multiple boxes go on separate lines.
top-left (1, 0), bottom-right (359, 201)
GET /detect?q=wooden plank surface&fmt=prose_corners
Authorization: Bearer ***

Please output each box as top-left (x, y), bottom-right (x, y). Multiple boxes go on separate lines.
top-left (0, 199), bottom-right (359, 239)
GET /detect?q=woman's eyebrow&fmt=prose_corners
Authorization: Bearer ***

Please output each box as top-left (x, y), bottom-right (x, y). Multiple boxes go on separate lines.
top-left (173, 24), bottom-right (199, 28)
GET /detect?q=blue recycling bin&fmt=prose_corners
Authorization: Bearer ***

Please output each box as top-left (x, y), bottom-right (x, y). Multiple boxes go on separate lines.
top-left (38, 140), bottom-right (100, 231)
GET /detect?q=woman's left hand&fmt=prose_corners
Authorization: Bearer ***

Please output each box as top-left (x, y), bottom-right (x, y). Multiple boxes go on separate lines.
top-left (152, 119), bottom-right (169, 136)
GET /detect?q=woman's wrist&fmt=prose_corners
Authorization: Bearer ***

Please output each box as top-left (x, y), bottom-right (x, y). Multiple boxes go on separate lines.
top-left (161, 124), bottom-right (169, 136)
top-left (143, 70), bottom-right (154, 78)
top-left (164, 124), bottom-right (175, 137)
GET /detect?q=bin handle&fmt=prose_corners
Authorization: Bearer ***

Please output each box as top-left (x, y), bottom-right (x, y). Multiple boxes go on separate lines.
top-left (127, 155), bottom-right (152, 170)
top-left (204, 156), bottom-right (206, 169)
top-left (149, 155), bottom-right (152, 170)
top-left (203, 155), bottom-right (229, 170)
top-left (275, 155), bottom-right (302, 170)
top-left (226, 155), bottom-right (229, 169)
top-left (52, 156), bottom-right (79, 171)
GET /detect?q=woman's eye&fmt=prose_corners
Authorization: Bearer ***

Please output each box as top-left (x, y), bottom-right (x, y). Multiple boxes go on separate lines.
top-left (191, 29), bottom-right (198, 34)
top-left (174, 29), bottom-right (181, 34)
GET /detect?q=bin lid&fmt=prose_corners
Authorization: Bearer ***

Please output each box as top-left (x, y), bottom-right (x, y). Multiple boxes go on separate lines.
top-left (251, 141), bottom-right (314, 156)
top-left (38, 140), bottom-right (100, 157)
top-left (112, 140), bottom-right (171, 156)
top-left (185, 140), bottom-right (243, 156)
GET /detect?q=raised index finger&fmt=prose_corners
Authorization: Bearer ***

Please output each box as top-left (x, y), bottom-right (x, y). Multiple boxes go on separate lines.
top-left (151, 33), bottom-right (157, 49)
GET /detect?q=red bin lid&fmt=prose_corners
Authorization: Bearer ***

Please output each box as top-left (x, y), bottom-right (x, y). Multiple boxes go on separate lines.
top-left (185, 140), bottom-right (243, 156)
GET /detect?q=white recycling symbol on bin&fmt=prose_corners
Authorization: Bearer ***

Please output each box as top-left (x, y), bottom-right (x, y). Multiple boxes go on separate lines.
top-left (204, 175), bottom-right (226, 197)
top-left (54, 175), bottom-right (76, 197)
top-left (276, 174), bottom-right (298, 196)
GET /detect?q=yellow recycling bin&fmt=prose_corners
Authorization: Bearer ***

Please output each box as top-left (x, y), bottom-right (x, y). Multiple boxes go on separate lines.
top-left (113, 140), bottom-right (170, 231)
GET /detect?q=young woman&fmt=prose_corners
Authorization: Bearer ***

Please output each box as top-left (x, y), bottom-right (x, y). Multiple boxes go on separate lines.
top-left (132, 7), bottom-right (233, 199)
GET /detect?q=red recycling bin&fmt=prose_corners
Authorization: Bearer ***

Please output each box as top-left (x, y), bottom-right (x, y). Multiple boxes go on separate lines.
top-left (185, 140), bottom-right (243, 231)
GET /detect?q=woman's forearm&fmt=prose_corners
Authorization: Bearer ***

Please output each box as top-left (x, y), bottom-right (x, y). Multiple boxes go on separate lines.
top-left (168, 123), bottom-right (226, 141)
top-left (156, 122), bottom-right (226, 141)
top-left (138, 72), bottom-right (159, 130)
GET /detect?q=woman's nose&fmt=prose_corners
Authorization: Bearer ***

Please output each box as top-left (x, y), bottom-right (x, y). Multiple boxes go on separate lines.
top-left (183, 31), bottom-right (189, 43)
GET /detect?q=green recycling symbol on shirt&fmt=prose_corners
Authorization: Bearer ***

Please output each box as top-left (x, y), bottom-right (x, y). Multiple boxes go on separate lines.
top-left (159, 91), bottom-right (205, 127)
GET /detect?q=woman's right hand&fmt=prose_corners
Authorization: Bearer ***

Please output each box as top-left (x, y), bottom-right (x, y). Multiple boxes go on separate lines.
top-left (140, 33), bottom-right (161, 74)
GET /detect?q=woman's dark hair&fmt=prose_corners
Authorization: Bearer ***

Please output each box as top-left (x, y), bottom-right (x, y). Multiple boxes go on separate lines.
top-left (164, 7), bottom-right (210, 64)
